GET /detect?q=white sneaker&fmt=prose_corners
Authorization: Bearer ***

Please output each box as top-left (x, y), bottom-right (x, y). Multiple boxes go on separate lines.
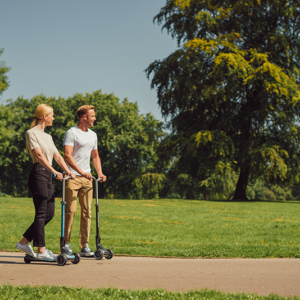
top-left (16, 242), bottom-right (36, 257)
top-left (80, 244), bottom-right (94, 257)
top-left (65, 243), bottom-right (72, 255)
top-left (37, 249), bottom-right (57, 261)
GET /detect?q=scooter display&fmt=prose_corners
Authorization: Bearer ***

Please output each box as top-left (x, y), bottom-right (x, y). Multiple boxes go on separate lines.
top-left (92, 177), bottom-right (113, 260)
top-left (24, 175), bottom-right (81, 266)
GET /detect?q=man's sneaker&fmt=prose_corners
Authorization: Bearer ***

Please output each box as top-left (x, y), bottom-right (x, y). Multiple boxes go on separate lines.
top-left (80, 244), bottom-right (94, 257)
top-left (65, 243), bottom-right (72, 255)
top-left (15, 242), bottom-right (36, 257)
top-left (37, 249), bottom-right (57, 261)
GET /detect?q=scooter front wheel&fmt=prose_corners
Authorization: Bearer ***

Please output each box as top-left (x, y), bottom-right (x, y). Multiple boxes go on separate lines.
top-left (94, 249), bottom-right (104, 260)
top-left (57, 254), bottom-right (67, 266)
top-left (105, 249), bottom-right (114, 260)
top-left (71, 253), bottom-right (81, 264)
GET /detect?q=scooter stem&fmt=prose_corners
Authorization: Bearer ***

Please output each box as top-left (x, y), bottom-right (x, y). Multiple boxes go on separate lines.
top-left (61, 176), bottom-right (71, 239)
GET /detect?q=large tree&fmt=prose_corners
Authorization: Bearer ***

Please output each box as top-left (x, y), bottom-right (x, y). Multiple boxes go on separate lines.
top-left (146, 0), bottom-right (300, 200)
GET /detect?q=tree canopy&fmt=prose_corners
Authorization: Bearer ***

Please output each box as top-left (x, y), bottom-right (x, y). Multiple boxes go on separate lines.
top-left (146, 0), bottom-right (300, 200)
top-left (0, 49), bottom-right (10, 97)
top-left (0, 91), bottom-right (165, 199)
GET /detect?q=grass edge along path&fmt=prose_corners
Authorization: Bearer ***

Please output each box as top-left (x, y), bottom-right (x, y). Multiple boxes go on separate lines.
top-left (1, 285), bottom-right (299, 300)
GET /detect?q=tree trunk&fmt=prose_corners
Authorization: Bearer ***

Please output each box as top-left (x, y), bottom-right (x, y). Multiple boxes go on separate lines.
top-left (233, 165), bottom-right (250, 201)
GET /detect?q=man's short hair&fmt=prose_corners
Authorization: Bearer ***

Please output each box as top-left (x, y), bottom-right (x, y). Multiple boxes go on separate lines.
top-left (77, 105), bottom-right (95, 119)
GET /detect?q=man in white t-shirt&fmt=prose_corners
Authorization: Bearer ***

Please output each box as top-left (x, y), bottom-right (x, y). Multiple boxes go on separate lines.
top-left (63, 105), bottom-right (107, 257)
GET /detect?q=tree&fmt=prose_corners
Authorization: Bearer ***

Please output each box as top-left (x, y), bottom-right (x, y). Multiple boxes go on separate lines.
top-left (0, 91), bottom-right (165, 198)
top-left (0, 49), bottom-right (10, 97)
top-left (146, 0), bottom-right (300, 200)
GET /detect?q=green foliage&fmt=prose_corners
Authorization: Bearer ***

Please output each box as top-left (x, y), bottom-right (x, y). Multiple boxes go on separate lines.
top-left (1, 285), bottom-right (297, 300)
top-left (0, 49), bottom-right (10, 97)
top-left (133, 173), bottom-right (166, 199)
top-left (2, 197), bottom-right (300, 258)
top-left (0, 91), bottom-right (164, 198)
top-left (146, 0), bottom-right (300, 200)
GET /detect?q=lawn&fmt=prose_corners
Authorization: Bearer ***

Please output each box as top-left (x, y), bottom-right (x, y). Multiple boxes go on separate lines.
top-left (0, 197), bottom-right (299, 258)
top-left (1, 285), bottom-right (299, 300)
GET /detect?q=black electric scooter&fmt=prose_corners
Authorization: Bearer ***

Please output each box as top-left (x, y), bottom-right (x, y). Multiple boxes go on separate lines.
top-left (24, 175), bottom-right (81, 266)
top-left (92, 177), bottom-right (114, 260)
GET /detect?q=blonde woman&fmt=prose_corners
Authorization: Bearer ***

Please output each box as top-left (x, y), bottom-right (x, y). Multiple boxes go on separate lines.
top-left (15, 104), bottom-right (76, 261)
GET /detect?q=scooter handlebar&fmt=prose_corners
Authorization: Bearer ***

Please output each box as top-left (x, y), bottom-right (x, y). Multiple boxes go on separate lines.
top-left (52, 174), bottom-right (71, 180)
top-left (92, 176), bottom-right (103, 182)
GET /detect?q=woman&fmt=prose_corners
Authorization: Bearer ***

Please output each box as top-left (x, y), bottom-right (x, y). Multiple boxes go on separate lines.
top-left (15, 104), bottom-right (76, 261)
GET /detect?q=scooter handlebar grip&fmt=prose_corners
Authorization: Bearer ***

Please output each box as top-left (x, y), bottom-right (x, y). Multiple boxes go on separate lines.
top-left (92, 176), bottom-right (103, 182)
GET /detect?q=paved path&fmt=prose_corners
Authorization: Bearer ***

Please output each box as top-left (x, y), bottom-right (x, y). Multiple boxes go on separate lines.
top-left (0, 252), bottom-right (299, 296)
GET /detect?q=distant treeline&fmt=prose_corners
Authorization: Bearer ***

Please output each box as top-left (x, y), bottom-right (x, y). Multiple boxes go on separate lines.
top-left (0, 90), bottom-right (299, 200)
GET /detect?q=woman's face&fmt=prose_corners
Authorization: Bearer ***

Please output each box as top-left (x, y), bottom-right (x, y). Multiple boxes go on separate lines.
top-left (45, 110), bottom-right (54, 126)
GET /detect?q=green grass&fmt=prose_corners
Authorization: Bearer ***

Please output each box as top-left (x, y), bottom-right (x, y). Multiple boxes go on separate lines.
top-left (1, 197), bottom-right (300, 257)
top-left (1, 285), bottom-right (299, 300)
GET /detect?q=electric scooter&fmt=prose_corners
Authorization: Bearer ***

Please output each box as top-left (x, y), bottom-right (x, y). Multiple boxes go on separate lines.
top-left (24, 175), bottom-right (81, 266)
top-left (92, 177), bottom-right (114, 260)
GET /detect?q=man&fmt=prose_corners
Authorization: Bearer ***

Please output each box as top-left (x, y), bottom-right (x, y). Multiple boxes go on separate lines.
top-left (63, 105), bottom-right (106, 257)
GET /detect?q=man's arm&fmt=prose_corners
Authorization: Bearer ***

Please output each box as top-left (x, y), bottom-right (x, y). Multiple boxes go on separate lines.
top-left (64, 145), bottom-right (92, 180)
top-left (91, 149), bottom-right (107, 182)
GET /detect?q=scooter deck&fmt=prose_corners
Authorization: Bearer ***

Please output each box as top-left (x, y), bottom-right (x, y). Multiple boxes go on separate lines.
top-left (97, 244), bottom-right (113, 257)
top-left (25, 253), bottom-right (76, 262)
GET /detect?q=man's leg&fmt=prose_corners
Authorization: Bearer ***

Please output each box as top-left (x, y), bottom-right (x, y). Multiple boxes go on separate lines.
top-left (64, 176), bottom-right (81, 245)
top-left (78, 177), bottom-right (93, 249)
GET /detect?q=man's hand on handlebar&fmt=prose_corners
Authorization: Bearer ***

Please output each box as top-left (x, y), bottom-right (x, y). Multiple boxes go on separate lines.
top-left (82, 172), bottom-right (93, 181)
top-left (68, 172), bottom-right (76, 180)
top-left (98, 174), bottom-right (107, 182)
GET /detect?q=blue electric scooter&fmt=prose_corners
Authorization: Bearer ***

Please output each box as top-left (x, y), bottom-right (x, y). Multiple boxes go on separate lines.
top-left (24, 175), bottom-right (81, 266)
top-left (92, 177), bottom-right (113, 260)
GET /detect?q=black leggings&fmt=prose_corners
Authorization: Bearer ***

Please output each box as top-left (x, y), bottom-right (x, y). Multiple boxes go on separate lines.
top-left (23, 163), bottom-right (55, 247)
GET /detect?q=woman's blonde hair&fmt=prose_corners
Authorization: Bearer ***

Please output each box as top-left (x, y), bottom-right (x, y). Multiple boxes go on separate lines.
top-left (29, 104), bottom-right (53, 129)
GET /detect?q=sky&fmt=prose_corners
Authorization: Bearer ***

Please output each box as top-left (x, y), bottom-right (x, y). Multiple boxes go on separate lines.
top-left (0, 0), bottom-right (178, 121)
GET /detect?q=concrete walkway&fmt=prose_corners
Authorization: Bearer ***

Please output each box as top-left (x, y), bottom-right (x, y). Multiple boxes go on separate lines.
top-left (0, 252), bottom-right (299, 296)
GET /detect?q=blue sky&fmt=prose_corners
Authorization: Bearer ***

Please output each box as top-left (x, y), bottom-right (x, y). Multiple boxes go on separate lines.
top-left (0, 0), bottom-right (178, 120)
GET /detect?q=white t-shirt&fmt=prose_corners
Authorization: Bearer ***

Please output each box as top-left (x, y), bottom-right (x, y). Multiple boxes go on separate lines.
top-left (63, 126), bottom-right (98, 175)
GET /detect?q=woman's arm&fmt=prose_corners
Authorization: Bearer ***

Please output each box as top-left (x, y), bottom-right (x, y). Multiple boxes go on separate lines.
top-left (32, 148), bottom-right (63, 180)
top-left (53, 152), bottom-right (76, 179)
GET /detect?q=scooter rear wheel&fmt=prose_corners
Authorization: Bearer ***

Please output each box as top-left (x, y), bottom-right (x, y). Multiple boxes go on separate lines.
top-left (57, 254), bottom-right (67, 266)
top-left (24, 256), bottom-right (31, 264)
top-left (94, 249), bottom-right (104, 260)
top-left (71, 252), bottom-right (81, 264)
top-left (105, 249), bottom-right (114, 260)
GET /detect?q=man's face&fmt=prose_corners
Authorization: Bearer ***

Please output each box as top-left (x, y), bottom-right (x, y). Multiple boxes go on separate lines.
top-left (84, 109), bottom-right (96, 127)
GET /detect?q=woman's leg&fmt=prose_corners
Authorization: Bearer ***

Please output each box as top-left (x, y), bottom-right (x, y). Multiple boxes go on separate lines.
top-left (16, 168), bottom-right (37, 256)
top-left (23, 165), bottom-right (52, 251)
top-left (36, 180), bottom-right (55, 253)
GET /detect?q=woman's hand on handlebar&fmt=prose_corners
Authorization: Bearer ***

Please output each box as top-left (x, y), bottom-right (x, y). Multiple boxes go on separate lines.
top-left (55, 172), bottom-right (63, 181)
